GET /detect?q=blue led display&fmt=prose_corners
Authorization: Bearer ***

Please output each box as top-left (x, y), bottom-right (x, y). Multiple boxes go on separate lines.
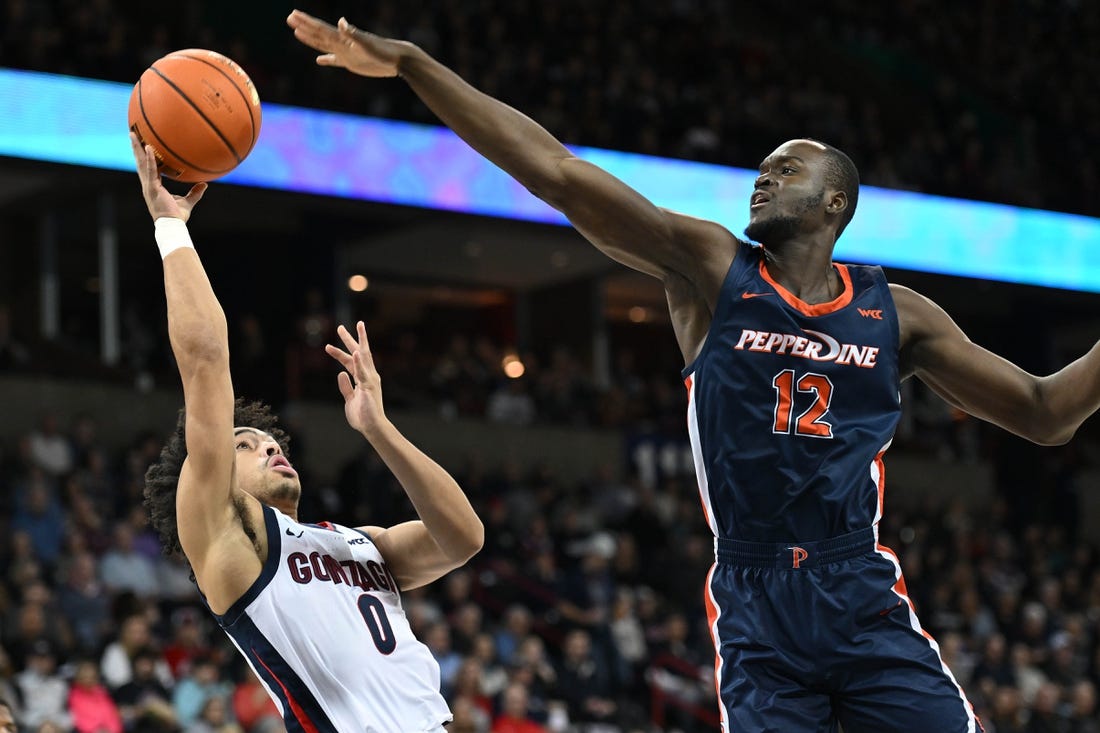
top-left (2, 68), bottom-right (1099, 291)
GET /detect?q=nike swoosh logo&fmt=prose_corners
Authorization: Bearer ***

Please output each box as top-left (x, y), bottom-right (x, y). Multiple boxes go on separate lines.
top-left (285, 527), bottom-right (304, 538)
top-left (741, 292), bottom-right (772, 299)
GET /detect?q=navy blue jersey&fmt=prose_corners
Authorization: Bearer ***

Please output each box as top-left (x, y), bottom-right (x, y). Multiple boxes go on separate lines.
top-left (684, 241), bottom-right (901, 542)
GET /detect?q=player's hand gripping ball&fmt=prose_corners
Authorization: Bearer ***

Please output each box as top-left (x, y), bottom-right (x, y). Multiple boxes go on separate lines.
top-left (128, 49), bottom-right (262, 182)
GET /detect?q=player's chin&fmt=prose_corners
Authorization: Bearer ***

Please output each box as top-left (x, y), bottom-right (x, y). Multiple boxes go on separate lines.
top-left (744, 217), bottom-right (768, 242)
top-left (266, 479), bottom-right (302, 503)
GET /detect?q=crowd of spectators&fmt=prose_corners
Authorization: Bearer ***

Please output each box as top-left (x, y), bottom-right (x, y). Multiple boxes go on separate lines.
top-left (3, 1), bottom-right (1099, 218)
top-left (0, 406), bottom-right (1098, 732)
top-left (4, 2), bottom-right (1099, 431)
top-left (3, 2), bottom-right (1100, 730)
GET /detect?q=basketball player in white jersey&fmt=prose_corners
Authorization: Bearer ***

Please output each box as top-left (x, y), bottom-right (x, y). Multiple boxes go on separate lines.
top-left (131, 133), bottom-right (484, 733)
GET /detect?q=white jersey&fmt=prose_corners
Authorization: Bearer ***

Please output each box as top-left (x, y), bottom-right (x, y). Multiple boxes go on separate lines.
top-left (212, 505), bottom-right (451, 733)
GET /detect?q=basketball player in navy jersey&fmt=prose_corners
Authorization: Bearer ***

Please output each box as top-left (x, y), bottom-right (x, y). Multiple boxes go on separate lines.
top-left (131, 133), bottom-right (483, 732)
top-left (288, 10), bottom-right (1100, 732)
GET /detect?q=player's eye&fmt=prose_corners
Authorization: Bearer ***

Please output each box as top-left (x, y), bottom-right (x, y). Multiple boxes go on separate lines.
top-left (236, 441), bottom-right (250, 450)
top-left (781, 166), bottom-right (796, 175)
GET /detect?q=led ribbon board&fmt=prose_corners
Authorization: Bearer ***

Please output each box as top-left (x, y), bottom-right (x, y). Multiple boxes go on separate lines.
top-left (3, 67), bottom-right (1099, 291)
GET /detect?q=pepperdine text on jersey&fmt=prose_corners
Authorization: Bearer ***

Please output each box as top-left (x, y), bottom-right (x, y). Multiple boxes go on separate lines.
top-left (733, 328), bottom-right (880, 368)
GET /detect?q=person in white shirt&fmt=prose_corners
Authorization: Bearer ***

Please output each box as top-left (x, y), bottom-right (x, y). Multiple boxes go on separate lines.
top-left (131, 134), bottom-right (483, 733)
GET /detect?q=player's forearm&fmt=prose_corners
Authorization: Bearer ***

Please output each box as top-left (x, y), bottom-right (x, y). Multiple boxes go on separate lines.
top-left (363, 419), bottom-right (484, 560)
top-left (396, 45), bottom-right (572, 200)
top-left (160, 229), bottom-right (230, 373)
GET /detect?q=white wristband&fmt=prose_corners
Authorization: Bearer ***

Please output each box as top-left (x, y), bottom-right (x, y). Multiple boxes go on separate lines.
top-left (154, 217), bottom-right (195, 259)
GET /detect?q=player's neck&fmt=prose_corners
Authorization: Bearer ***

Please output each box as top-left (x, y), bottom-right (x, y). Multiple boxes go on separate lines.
top-left (761, 238), bottom-right (840, 304)
top-left (269, 499), bottom-right (299, 521)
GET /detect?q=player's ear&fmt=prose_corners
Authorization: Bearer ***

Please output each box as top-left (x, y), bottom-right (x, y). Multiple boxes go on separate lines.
top-left (826, 190), bottom-right (847, 217)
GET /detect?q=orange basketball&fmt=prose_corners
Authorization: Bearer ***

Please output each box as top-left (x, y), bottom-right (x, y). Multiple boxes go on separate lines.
top-left (128, 49), bottom-right (262, 182)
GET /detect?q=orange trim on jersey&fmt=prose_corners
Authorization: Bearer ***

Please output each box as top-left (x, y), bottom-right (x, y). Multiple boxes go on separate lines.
top-left (684, 376), bottom-right (715, 531)
top-left (758, 261), bottom-right (854, 316)
top-left (874, 450), bottom-right (983, 730)
top-left (703, 566), bottom-right (725, 729)
top-left (877, 541), bottom-right (984, 727)
top-left (873, 451), bottom-right (912, 600)
top-left (874, 452), bottom-right (886, 519)
top-left (876, 543), bottom-right (915, 614)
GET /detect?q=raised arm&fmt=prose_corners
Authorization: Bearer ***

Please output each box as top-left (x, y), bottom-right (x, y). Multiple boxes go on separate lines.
top-left (894, 284), bottom-right (1100, 445)
top-left (286, 11), bottom-right (737, 288)
top-left (325, 322), bottom-right (483, 590)
top-left (131, 135), bottom-right (243, 580)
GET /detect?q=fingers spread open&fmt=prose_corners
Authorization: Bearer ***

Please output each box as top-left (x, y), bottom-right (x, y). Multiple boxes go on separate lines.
top-left (336, 370), bottom-right (354, 400)
top-left (185, 183), bottom-right (208, 206)
top-left (289, 11), bottom-right (340, 52)
top-left (336, 324), bottom-right (358, 353)
top-left (325, 342), bottom-right (352, 368)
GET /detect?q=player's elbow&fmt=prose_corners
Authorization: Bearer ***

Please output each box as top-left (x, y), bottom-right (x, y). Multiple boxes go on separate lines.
top-left (1023, 405), bottom-right (1076, 446)
top-left (1025, 380), bottom-right (1078, 446)
top-left (1030, 424), bottom-right (1076, 447)
top-left (466, 519), bottom-right (486, 559)
top-left (453, 519), bottom-right (485, 564)
top-left (170, 314), bottom-right (230, 365)
top-left (523, 155), bottom-right (577, 209)
top-left (173, 332), bottom-right (230, 370)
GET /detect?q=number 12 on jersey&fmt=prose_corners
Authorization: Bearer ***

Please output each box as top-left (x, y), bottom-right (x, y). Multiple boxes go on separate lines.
top-left (772, 370), bottom-right (834, 438)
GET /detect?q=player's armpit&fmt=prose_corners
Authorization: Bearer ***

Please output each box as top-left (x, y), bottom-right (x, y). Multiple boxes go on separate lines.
top-left (360, 521), bottom-right (467, 591)
top-left (180, 482), bottom-right (265, 615)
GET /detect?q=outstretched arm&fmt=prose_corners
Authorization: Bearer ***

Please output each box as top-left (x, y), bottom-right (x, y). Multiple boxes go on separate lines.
top-left (325, 322), bottom-right (483, 590)
top-left (895, 284), bottom-right (1100, 445)
top-left (131, 134), bottom-right (243, 580)
top-left (286, 11), bottom-right (737, 288)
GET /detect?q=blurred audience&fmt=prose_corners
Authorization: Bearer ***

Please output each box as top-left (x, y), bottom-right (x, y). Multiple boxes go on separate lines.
top-left (3, 2), bottom-right (1097, 220)
top-left (0, 350), bottom-right (1098, 732)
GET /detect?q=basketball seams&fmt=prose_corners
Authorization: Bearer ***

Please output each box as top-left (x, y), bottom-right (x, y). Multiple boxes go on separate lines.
top-left (149, 65), bottom-right (243, 164)
top-left (167, 51), bottom-right (259, 152)
top-left (127, 48), bottom-right (261, 182)
top-left (136, 76), bottom-right (226, 176)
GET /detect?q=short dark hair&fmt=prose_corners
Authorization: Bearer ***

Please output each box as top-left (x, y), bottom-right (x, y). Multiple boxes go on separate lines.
top-left (144, 398), bottom-right (290, 560)
top-left (818, 142), bottom-right (860, 238)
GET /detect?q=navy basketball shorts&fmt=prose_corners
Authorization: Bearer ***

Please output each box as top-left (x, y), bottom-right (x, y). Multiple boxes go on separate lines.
top-left (705, 528), bottom-right (982, 733)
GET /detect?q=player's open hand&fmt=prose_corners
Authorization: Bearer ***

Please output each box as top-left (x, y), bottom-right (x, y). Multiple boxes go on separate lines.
top-left (130, 132), bottom-right (206, 223)
top-left (325, 321), bottom-right (388, 438)
top-left (287, 10), bottom-right (407, 78)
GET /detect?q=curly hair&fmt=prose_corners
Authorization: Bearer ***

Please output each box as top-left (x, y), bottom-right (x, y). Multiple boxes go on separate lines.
top-left (143, 398), bottom-right (290, 559)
